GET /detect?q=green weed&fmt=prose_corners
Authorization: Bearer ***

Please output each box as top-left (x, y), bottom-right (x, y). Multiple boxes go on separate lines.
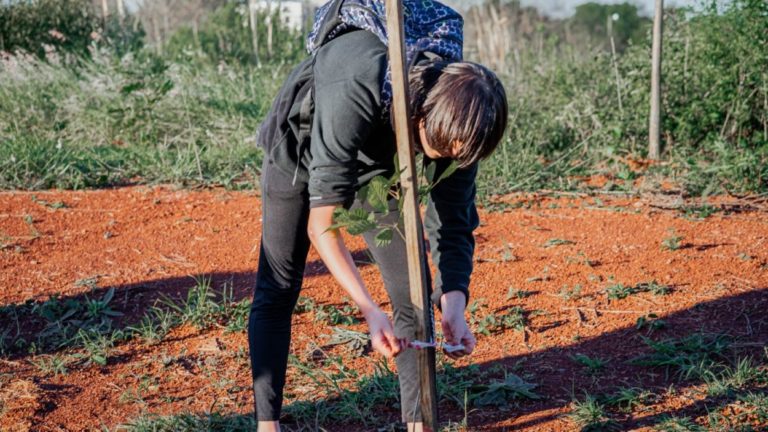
top-left (543, 238), bottom-right (576, 248)
top-left (315, 303), bottom-right (361, 326)
top-left (506, 287), bottom-right (533, 300)
top-left (72, 327), bottom-right (119, 366)
top-left (323, 327), bottom-right (370, 356)
top-left (636, 280), bottom-right (673, 296)
top-left (654, 415), bottom-right (705, 431)
top-left (682, 204), bottom-right (719, 220)
top-left (570, 353), bottom-right (609, 374)
top-left (558, 284), bottom-right (583, 301)
top-left (568, 394), bottom-right (619, 431)
top-left (662, 230), bottom-right (684, 251)
top-left (467, 372), bottom-right (541, 406)
top-left (475, 306), bottom-right (527, 336)
top-left (636, 314), bottom-right (666, 334)
top-left (565, 251), bottom-right (597, 267)
top-left (704, 357), bottom-right (768, 397)
top-left (30, 194), bottom-right (67, 210)
top-left (598, 387), bottom-right (655, 413)
top-left (294, 296), bottom-right (317, 314)
top-left (126, 306), bottom-right (179, 345)
top-left (28, 353), bottom-right (69, 376)
top-left (630, 333), bottom-right (732, 380)
top-left (606, 283), bottom-right (636, 300)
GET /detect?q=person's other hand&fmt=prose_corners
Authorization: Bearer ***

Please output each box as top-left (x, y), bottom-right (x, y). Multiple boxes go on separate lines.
top-left (364, 308), bottom-right (405, 358)
top-left (440, 291), bottom-right (476, 360)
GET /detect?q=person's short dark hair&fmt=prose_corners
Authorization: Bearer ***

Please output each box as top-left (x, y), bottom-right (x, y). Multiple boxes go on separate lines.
top-left (409, 60), bottom-right (508, 168)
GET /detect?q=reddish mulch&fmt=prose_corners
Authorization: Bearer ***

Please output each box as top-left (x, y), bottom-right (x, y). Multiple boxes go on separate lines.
top-left (0, 186), bottom-right (766, 431)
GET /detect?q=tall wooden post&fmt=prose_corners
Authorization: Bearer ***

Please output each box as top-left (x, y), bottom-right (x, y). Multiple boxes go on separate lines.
top-left (267, 0), bottom-right (274, 60)
top-left (649, 0), bottom-right (663, 159)
top-left (384, 0), bottom-right (439, 430)
top-left (100, 0), bottom-right (109, 27)
top-left (116, 0), bottom-right (125, 23)
top-left (248, 0), bottom-right (261, 66)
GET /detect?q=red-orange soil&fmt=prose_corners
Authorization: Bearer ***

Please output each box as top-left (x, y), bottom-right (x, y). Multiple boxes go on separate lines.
top-left (1, 186), bottom-right (766, 431)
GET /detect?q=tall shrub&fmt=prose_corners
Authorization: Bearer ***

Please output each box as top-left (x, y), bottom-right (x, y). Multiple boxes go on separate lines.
top-left (0, 0), bottom-right (98, 58)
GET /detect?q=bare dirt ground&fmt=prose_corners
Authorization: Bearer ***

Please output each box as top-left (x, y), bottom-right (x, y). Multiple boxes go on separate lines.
top-left (1, 186), bottom-right (766, 431)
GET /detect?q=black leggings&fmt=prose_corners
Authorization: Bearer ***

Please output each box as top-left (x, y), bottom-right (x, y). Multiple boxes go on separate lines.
top-left (248, 156), bottom-right (431, 423)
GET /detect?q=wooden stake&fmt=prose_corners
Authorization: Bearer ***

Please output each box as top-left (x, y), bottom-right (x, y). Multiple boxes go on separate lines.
top-left (267, 0), bottom-right (274, 60)
top-left (100, 0), bottom-right (109, 27)
top-left (649, 0), bottom-right (663, 159)
top-left (384, 0), bottom-right (439, 429)
top-left (248, 0), bottom-right (261, 66)
top-left (116, 0), bottom-right (125, 23)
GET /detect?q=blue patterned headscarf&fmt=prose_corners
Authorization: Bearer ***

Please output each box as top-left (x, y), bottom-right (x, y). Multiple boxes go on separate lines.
top-left (306, 0), bottom-right (464, 119)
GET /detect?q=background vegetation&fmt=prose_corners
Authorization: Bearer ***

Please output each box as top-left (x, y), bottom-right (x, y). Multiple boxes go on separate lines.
top-left (0, 0), bottom-right (766, 197)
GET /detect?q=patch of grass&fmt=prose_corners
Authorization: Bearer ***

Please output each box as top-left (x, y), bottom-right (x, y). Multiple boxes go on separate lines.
top-left (118, 373), bottom-right (160, 406)
top-left (682, 204), bottom-right (719, 220)
top-left (558, 284), bottom-right (583, 301)
top-left (570, 353), bottom-right (608, 375)
top-left (565, 251), bottom-right (597, 267)
top-left (654, 415), bottom-right (705, 431)
top-left (30, 194), bottom-right (67, 210)
top-left (125, 306), bottom-right (179, 345)
top-left (294, 296), bottom-right (317, 314)
top-left (284, 354), bottom-right (399, 426)
top-left (738, 392), bottom-right (768, 424)
top-left (568, 394), bottom-right (619, 431)
top-left (315, 303), bottom-right (361, 326)
top-left (157, 276), bottom-right (246, 331)
top-left (22, 214), bottom-right (40, 238)
top-left (543, 238), bottom-right (576, 248)
top-left (506, 287), bottom-right (534, 300)
top-left (598, 387), bottom-right (655, 413)
top-left (605, 282), bottom-right (636, 300)
top-left (636, 280), bottom-right (673, 296)
top-left (323, 327), bottom-right (370, 356)
top-left (630, 333), bottom-right (732, 380)
top-left (19, 286), bottom-right (124, 353)
top-left (704, 357), bottom-right (768, 397)
top-left (661, 230), bottom-right (684, 251)
top-left (28, 353), bottom-right (69, 376)
top-left (118, 411), bottom-right (257, 431)
top-left (636, 314), bottom-right (667, 334)
top-left (467, 371), bottom-right (541, 406)
top-left (475, 306), bottom-right (527, 336)
top-left (72, 327), bottom-right (120, 366)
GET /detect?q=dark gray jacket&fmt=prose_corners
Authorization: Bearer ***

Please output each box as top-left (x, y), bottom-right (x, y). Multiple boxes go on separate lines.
top-left (267, 29), bottom-right (479, 309)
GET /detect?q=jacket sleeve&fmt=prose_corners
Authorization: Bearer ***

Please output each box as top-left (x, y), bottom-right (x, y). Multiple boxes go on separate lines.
top-left (423, 159), bottom-right (480, 311)
top-left (307, 76), bottom-right (382, 208)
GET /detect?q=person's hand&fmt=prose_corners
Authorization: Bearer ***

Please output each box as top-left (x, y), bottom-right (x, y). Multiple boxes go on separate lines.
top-left (364, 307), bottom-right (405, 358)
top-left (440, 291), bottom-right (476, 360)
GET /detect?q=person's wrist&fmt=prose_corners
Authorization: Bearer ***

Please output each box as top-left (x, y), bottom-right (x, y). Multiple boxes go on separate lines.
top-left (359, 301), bottom-right (380, 321)
top-left (440, 290), bottom-right (467, 314)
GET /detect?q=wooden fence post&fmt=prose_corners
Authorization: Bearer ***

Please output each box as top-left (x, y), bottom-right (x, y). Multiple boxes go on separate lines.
top-left (649, 0), bottom-right (664, 159)
top-left (384, 0), bottom-right (439, 430)
top-left (248, 0), bottom-right (261, 66)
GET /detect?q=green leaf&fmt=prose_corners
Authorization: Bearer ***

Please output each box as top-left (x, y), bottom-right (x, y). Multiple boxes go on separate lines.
top-left (367, 176), bottom-right (390, 213)
top-left (356, 184), bottom-right (369, 204)
top-left (120, 81), bottom-right (144, 95)
top-left (435, 160), bottom-right (459, 184)
top-left (374, 228), bottom-right (393, 247)
top-left (347, 215), bottom-right (377, 235)
top-left (425, 161), bottom-right (437, 183)
top-left (335, 208), bottom-right (377, 235)
top-left (101, 287), bottom-right (115, 305)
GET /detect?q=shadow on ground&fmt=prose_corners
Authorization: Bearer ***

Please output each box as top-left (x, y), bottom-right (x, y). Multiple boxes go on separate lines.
top-left (1, 264), bottom-right (766, 431)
